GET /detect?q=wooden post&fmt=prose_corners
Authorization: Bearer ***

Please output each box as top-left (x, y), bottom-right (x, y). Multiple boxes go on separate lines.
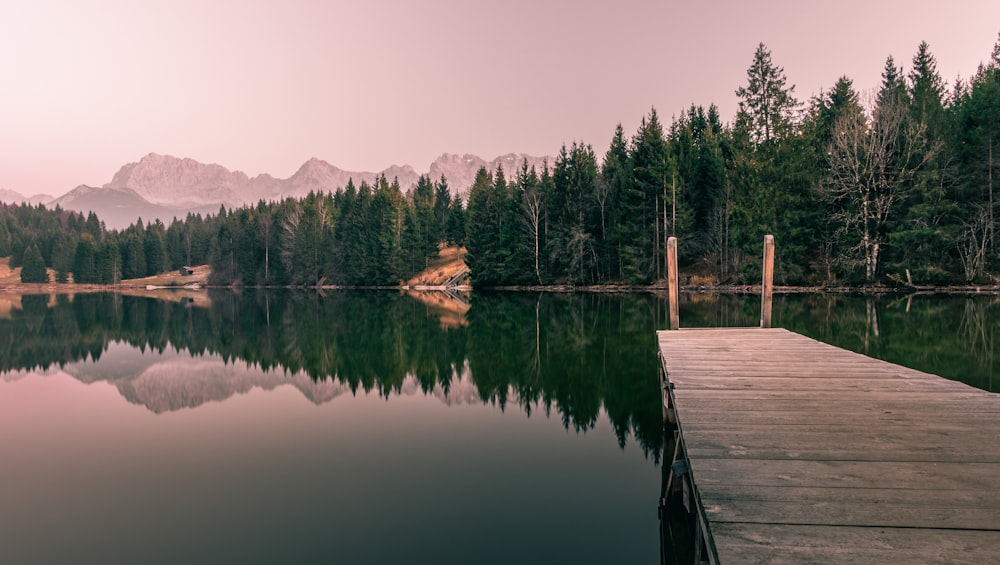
top-left (667, 236), bottom-right (679, 330)
top-left (760, 234), bottom-right (774, 328)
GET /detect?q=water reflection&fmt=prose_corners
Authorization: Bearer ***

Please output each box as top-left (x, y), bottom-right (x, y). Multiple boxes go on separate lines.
top-left (3, 290), bottom-right (998, 563)
top-left (679, 292), bottom-right (1000, 392)
top-left (0, 290), bottom-right (667, 457)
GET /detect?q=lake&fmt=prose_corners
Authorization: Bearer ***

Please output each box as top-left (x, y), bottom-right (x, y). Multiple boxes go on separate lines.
top-left (0, 290), bottom-right (997, 564)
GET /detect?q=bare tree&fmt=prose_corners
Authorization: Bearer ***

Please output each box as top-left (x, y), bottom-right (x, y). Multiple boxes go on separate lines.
top-left (522, 186), bottom-right (544, 285)
top-left (279, 200), bottom-right (301, 273)
top-left (825, 92), bottom-right (935, 283)
top-left (957, 206), bottom-right (992, 282)
top-left (256, 208), bottom-right (273, 284)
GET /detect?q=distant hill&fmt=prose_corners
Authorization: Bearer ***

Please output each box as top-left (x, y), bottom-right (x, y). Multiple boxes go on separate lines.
top-left (50, 185), bottom-right (220, 230)
top-left (50, 151), bottom-right (553, 230)
top-left (0, 188), bottom-right (53, 207)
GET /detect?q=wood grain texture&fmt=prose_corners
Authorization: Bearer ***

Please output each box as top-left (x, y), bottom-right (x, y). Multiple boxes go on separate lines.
top-left (659, 327), bottom-right (1000, 564)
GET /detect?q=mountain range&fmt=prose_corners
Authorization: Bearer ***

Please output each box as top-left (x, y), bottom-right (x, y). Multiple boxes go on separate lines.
top-left (37, 342), bottom-right (489, 414)
top-left (1, 152), bottom-right (553, 230)
top-left (0, 188), bottom-right (52, 207)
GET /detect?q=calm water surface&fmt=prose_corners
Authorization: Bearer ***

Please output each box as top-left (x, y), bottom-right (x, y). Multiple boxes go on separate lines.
top-left (0, 291), bottom-right (664, 565)
top-left (0, 291), bottom-right (997, 564)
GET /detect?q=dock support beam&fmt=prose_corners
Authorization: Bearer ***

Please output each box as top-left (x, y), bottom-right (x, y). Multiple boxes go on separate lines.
top-left (667, 236), bottom-right (679, 330)
top-left (760, 234), bottom-right (774, 328)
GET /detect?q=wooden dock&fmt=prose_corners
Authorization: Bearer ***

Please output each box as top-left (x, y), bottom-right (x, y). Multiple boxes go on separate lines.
top-left (658, 327), bottom-right (1000, 564)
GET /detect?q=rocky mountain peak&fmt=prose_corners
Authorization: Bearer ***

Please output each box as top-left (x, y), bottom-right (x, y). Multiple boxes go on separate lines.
top-left (53, 150), bottom-right (555, 229)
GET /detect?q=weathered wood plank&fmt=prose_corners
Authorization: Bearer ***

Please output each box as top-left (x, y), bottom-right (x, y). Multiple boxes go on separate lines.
top-left (675, 409), bottom-right (1000, 426)
top-left (710, 523), bottom-right (1000, 565)
top-left (700, 485), bottom-right (1000, 530)
top-left (658, 327), bottom-right (1000, 564)
top-left (689, 459), bottom-right (1000, 490)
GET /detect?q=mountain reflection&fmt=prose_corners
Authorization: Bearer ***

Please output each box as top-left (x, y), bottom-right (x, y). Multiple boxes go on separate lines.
top-left (0, 291), bottom-right (666, 458)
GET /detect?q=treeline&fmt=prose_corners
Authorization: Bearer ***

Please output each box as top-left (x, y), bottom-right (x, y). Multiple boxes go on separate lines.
top-left (0, 203), bottom-right (217, 284)
top-left (200, 174), bottom-right (464, 286)
top-left (466, 37), bottom-right (1000, 286)
top-left (0, 174), bottom-right (463, 286)
top-left (3, 37), bottom-right (1000, 286)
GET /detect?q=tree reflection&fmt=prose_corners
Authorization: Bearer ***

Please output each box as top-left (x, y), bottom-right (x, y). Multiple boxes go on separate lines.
top-left (0, 290), bottom-right (666, 458)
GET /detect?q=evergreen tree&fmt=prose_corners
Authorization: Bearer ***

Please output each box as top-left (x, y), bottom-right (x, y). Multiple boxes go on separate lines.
top-left (122, 231), bottom-right (146, 280)
top-left (806, 76), bottom-right (863, 281)
top-left (667, 105), bottom-right (723, 263)
top-left (143, 220), bottom-right (167, 276)
top-left (890, 41), bottom-right (955, 282)
top-left (51, 232), bottom-right (76, 283)
top-left (96, 237), bottom-right (121, 284)
top-left (621, 109), bottom-right (669, 283)
top-left (412, 175), bottom-right (438, 264)
top-left (909, 41), bottom-right (946, 131)
top-left (165, 219), bottom-right (187, 270)
top-left (465, 166), bottom-right (501, 285)
top-left (72, 234), bottom-right (99, 283)
top-left (433, 176), bottom-right (452, 245)
top-left (877, 56), bottom-right (909, 110)
top-left (445, 196), bottom-right (465, 247)
top-left (735, 43), bottom-right (799, 146)
top-left (600, 125), bottom-right (631, 280)
top-left (547, 143), bottom-right (600, 283)
top-left (731, 44), bottom-right (819, 283)
top-left (950, 34), bottom-right (1000, 280)
top-left (20, 244), bottom-right (48, 283)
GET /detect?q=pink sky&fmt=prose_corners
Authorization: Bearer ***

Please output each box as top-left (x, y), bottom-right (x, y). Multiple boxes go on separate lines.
top-left (1, 0), bottom-right (998, 197)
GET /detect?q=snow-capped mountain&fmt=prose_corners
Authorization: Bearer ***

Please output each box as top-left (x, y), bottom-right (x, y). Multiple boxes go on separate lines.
top-left (105, 152), bottom-right (553, 206)
top-left (48, 152), bottom-right (554, 229)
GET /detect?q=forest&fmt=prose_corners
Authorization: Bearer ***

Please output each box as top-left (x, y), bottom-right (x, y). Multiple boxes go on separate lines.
top-left (2, 38), bottom-right (999, 287)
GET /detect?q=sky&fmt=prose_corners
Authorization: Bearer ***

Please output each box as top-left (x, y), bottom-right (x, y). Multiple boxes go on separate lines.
top-left (1, 0), bottom-right (999, 198)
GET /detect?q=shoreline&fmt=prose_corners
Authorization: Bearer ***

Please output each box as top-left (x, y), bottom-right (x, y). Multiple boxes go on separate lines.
top-left (3, 282), bottom-right (1000, 296)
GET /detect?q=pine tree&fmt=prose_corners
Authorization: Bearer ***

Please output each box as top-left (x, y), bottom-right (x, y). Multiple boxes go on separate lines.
top-left (808, 76), bottom-right (863, 159)
top-left (909, 41), bottom-right (946, 131)
top-left (949, 34), bottom-right (1000, 279)
top-left (877, 56), bottom-right (909, 110)
top-left (600, 125), bottom-right (631, 280)
top-left (807, 76), bottom-right (863, 281)
top-left (735, 43), bottom-right (799, 146)
top-left (143, 220), bottom-right (167, 276)
top-left (731, 44), bottom-right (820, 283)
top-left (891, 41), bottom-right (955, 282)
top-left (667, 105), bottom-right (722, 263)
top-left (20, 244), bottom-right (48, 283)
top-left (621, 109), bottom-right (669, 283)
top-left (123, 231), bottom-right (146, 280)
top-left (51, 232), bottom-right (76, 283)
top-left (412, 175), bottom-right (438, 264)
top-left (465, 166), bottom-right (501, 285)
top-left (547, 143), bottom-right (599, 283)
top-left (433, 176), bottom-right (452, 246)
top-left (72, 234), bottom-right (99, 283)
top-left (445, 196), bottom-right (465, 247)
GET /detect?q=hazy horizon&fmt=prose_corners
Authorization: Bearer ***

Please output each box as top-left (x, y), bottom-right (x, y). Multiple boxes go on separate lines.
top-left (2, 0), bottom-right (999, 198)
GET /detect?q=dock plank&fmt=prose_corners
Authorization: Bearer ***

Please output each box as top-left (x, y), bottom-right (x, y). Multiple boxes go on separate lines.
top-left (658, 327), bottom-right (1000, 564)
